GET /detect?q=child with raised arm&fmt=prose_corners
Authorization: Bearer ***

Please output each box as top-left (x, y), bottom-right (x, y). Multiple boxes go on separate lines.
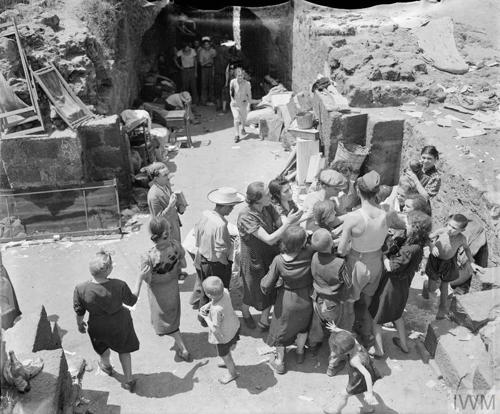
top-left (199, 276), bottom-right (241, 384)
top-left (323, 327), bottom-right (380, 414)
top-left (422, 214), bottom-right (484, 319)
top-left (73, 250), bottom-right (145, 392)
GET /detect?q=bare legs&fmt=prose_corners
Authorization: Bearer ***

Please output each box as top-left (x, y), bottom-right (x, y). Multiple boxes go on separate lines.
top-left (393, 318), bottom-right (409, 353)
top-left (372, 322), bottom-right (384, 357)
top-left (170, 331), bottom-right (190, 360)
top-left (241, 304), bottom-right (270, 328)
top-left (100, 349), bottom-right (111, 370)
top-left (296, 332), bottom-right (308, 355)
top-left (118, 353), bottom-right (132, 383)
top-left (426, 278), bottom-right (449, 319)
top-left (219, 351), bottom-right (239, 384)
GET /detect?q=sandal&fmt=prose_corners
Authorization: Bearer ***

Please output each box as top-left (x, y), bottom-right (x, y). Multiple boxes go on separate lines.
top-left (392, 337), bottom-right (409, 354)
top-left (98, 361), bottom-right (113, 376)
top-left (176, 349), bottom-right (192, 362)
top-left (268, 356), bottom-right (286, 375)
top-left (218, 372), bottom-right (239, 384)
top-left (122, 379), bottom-right (137, 393)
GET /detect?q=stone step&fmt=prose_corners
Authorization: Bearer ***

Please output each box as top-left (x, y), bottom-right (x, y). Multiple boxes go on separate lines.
top-left (424, 320), bottom-right (494, 392)
top-left (450, 289), bottom-right (500, 333)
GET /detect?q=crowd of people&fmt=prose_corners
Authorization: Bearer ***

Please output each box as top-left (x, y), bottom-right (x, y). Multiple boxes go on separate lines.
top-left (72, 135), bottom-right (486, 412)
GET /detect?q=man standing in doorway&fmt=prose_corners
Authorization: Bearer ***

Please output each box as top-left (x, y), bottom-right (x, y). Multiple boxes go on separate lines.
top-left (175, 42), bottom-right (198, 105)
top-left (199, 36), bottom-right (217, 106)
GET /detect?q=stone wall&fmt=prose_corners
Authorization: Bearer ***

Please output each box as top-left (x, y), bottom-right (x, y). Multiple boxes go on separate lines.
top-left (78, 115), bottom-right (132, 202)
top-left (0, 131), bottom-right (83, 189)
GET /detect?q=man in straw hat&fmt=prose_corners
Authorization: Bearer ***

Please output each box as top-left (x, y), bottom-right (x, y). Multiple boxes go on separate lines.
top-left (193, 187), bottom-right (245, 326)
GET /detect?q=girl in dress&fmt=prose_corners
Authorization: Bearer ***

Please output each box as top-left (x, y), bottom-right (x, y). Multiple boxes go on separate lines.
top-left (369, 211), bottom-right (432, 356)
top-left (73, 250), bottom-right (143, 392)
top-left (140, 217), bottom-right (191, 361)
top-left (261, 226), bottom-right (313, 374)
top-left (323, 329), bottom-right (380, 414)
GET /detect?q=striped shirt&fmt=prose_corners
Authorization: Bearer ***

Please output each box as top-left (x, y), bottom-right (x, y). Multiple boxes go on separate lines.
top-left (419, 166), bottom-right (441, 198)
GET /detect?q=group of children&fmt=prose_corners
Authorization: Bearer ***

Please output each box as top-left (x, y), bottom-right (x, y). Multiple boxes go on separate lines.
top-left (73, 150), bottom-right (484, 413)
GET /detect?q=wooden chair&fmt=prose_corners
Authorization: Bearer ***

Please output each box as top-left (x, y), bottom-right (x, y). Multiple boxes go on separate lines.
top-left (143, 103), bottom-right (192, 148)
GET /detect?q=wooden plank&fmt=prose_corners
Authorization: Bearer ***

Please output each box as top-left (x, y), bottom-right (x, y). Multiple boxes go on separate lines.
top-left (0, 106), bottom-right (36, 120)
top-left (296, 138), bottom-right (320, 185)
top-left (2, 126), bottom-right (45, 138)
top-left (306, 154), bottom-right (321, 183)
top-left (284, 170), bottom-right (296, 181)
top-left (278, 148), bottom-right (297, 177)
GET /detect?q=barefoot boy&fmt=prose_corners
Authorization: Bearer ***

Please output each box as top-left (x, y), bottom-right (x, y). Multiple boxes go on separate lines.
top-left (200, 276), bottom-right (241, 384)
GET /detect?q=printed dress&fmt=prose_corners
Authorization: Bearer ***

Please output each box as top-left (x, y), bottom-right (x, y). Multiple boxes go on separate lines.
top-left (237, 205), bottom-right (281, 310)
top-left (141, 241), bottom-right (186, 335)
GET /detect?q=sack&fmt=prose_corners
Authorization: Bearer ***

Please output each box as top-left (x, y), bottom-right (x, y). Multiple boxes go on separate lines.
top-left (333, 142), bottom-right (370, 173)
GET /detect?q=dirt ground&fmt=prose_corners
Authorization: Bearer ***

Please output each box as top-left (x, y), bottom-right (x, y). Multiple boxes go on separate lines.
top-left (3, 107), bottom-right (452, 414)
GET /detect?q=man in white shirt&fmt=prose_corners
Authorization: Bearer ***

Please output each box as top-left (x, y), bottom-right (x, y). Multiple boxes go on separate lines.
top-left (175, 43), bottom-right (198, 104)
top-left (194, 187), bottom-right (245, 326)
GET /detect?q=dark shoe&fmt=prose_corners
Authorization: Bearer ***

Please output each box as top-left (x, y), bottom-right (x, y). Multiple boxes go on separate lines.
top-left (422, 280), bottom-right (429, 299)
top-left (327, 359), bottom-right (346, 377)
top-left (243, 315), bottom-right (256, 329)
top-left (269, 357), bottom-right (286, 375)
top-left (98, 361), bottom-right (113, 376)
top-left (296, 351), bottom-right (305, 364)
top-left (122, 379), bottom-right (137, 393)
top-left (257, 321), bottom-right (270, 332)
top-left (234, 136), bottom-right (240, 143)
top-left (392, 337), bottom-right (409, 354)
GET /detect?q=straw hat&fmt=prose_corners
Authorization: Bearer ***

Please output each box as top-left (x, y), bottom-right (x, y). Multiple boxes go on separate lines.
top-left (179, 91), bottom-right (192, 103)
top-left (207, 187), bottom-right (245, 205)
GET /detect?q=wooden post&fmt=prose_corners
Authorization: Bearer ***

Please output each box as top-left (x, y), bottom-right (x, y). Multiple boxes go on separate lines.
top-left (296, 138), bottom-right (319, 185)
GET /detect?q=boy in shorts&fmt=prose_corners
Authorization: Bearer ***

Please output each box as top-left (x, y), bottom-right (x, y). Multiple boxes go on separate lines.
top-left (422, 214), bottom-right (483, 319)
top-left (200, 276), bottom-right (241, 384)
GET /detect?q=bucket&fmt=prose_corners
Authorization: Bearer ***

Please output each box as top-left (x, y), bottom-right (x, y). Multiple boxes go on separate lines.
top-left (296, 111), bottom-right (313, 129)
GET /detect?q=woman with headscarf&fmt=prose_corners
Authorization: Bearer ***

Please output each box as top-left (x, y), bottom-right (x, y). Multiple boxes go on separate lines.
top-left (237, 182), bottom-right (302, 330)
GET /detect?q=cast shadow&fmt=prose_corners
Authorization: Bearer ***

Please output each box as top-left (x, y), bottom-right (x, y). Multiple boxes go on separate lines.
top-left (47, 313), bottom-right (68, 340)
top-left (178, 272), bottom-right (197, 293)
top-left (240, 132), bottom-right (261, 141)
top-left (79, 389), bottom-right (121, 414)
top-left (177, 332), bottom-right (218, 359)
top-left (235, 362), bottom-right (277, 394)
top-left (373, 392), bottom-right (399, 414)
top-left (118, 361), bottom-right (208, 398)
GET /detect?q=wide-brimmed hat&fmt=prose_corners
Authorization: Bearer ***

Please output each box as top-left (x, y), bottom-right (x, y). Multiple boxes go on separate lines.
top-left (207, 187), bottom-right (245, 205)
top-left (179, 91), bottom-right (192, 103)
top-left (201, 36), bottom-right (211, 42)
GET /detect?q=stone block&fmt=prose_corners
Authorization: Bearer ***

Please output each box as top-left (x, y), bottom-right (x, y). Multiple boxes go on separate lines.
top-left (78, 115), bottom-right (131, 202)
top-left (473, 267), bottom-right (500, 291)
top-left (0, 133), bottom-right (83, 189)
top-left (450, 289), bottom-right (500, 333)
top-left (364, 115), bottom-right (405, 185)
top-left (434, 325), bottom-right (493, 391)
top-left (14, 349), bottom-right (72, 414)
top-left (424, 318), bottom-right (458, 357)
top-left (479, 319), bottom-right (500, 386)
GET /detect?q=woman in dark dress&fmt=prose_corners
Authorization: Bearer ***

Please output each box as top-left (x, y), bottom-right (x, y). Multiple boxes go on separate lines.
top-left (369, 211), bottom-right (432, 356)
top-left (237, 182), bottom-right (302, 330)
top-left (261, 226), bottom-right (313, 374)
top-left (0, 251), bottom-right (21, 330)
top-left (73, 250), bottom-right (144, 392)
top-left (269, 176), bottom-right (298, 220)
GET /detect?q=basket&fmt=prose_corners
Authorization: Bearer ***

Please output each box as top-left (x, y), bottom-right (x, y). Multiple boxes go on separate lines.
top-left (296, 111), bottom-right (314, 129)
top-left (332, 141), bottom-right (370, 172)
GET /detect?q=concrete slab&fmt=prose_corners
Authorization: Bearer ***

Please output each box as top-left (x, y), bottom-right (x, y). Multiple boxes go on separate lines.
top-left (424, 319), bottom-right (458, 357)
top-left (450, 289), bottom-right (500, 333)
top-left (473, 267), bottom-right (500, 291)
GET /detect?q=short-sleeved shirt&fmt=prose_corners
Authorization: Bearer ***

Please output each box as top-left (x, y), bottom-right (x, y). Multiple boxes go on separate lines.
top-left (194, 210), bottom-right (232, 265)
top-left (420, 166), bottom-right (441, 198)
top-left (177, 48), bottom-right (197, 68)
top-left (204, 289), bottom-right (240, 344)
top-left (432, 228), bottom-right (466, 260)
top-left (198, 47), bottom-right (216, 67)
top-left (73, 279), bottom-right (137, 317)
